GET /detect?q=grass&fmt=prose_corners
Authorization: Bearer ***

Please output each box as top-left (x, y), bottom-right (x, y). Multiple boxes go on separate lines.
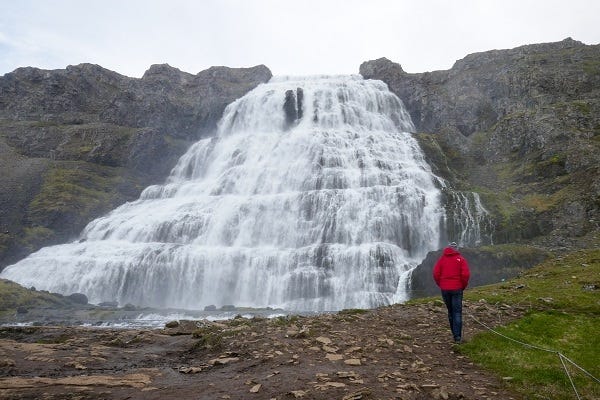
top-left (191, 324), bottom-right (241, 351)
top-left (458, 248), bottom-right (600, 400)
top-left (27, 163), bottom-right (126, 229)
top-left (462, 312), bottom-right (599, 400)
top-left (0, 279), bottom-right (72, 316)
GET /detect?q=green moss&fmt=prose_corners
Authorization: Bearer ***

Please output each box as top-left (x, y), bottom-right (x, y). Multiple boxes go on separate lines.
top-left (522, 194), bottom-right (554, 212)
top-left (77, 145), bottom-right (95, 154)
top-left (581, 60), bottom-right (600, 76)
top-left (22, 226), bottom-right (55, 251)
top-left (190, 324), bottom-right (237, 351)
top-left (270, 315), bottom-right (300, 327)
top-left (414, 133), bottom-right (464, 185)
top-left (164, 134), bottom-right (193, 149)
top-left (32, 121), bottom-right (61, 128)
top-left (27, 163), bottom-right (125, 228)
top-left (0, 279), bottom-right (72, 313)
top-left (339, 308), bottom-right (368, 315)
top-left (571, 100), bottom-right (592, 115)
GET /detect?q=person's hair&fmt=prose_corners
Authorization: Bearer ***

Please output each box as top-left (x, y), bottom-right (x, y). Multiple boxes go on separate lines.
top-left (449, 242), bottom-right (458, 249)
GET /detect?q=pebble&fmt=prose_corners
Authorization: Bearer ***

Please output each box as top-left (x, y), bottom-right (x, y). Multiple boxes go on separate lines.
top-left (249, 383), bottom-right (261, 393)
top-left (316, 336), bottom-right (332, 345)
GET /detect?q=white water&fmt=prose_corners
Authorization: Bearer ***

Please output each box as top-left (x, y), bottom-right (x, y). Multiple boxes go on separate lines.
top-left (1, 75), bottom-right (446, 311)
top-left (446, 191), bottom-right (493, 246)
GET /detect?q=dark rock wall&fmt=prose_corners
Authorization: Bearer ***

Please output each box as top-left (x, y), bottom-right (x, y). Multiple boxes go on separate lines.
top-left (0, 63), bottom-right (272, 140)
top-left (360, 38), bottom-right (600, 250)
top-left (360, 38), bottom-right (599, 138)
top-left (0, 63), bottom-right (271, 269)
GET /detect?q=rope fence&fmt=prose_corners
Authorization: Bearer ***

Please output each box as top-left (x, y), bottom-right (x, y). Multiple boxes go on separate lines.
top-left (468, 314), bottom-right (600, 400)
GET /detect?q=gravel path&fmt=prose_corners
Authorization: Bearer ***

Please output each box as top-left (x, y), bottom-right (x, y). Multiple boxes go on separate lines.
top-left (0, 300), bottom-right (524, 400)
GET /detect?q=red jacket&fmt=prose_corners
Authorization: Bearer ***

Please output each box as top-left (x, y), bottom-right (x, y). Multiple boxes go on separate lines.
top-left (433, 247), bottom-right (470, 291)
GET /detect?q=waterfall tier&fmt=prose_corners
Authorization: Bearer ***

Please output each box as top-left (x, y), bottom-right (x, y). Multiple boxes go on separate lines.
top-left (1, 75), bottom-right (446, 311)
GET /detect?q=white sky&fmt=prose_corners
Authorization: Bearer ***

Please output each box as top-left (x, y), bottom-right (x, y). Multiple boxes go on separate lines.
top-left (1, 0), bottom-right (599, 78)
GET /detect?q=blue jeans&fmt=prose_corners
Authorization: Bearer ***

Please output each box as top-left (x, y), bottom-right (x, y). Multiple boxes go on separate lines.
top-left (441, 290), bottom-right (463, 342)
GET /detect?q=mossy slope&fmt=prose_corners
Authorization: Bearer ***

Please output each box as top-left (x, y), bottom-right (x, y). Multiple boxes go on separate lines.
top-left (460, 248), bottom-right (600, 400)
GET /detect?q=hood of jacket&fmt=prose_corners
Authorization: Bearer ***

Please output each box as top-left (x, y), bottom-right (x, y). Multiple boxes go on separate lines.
top-left (442, 247), bottom-right (460, 256)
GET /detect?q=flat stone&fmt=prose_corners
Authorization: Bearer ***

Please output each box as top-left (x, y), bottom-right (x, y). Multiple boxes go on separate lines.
top-left (344, 358), bottom-right (362, 366)
top-left (326, 354), bottom-right (343, 361)
top-left (316, 382), bottom-right (346, 390)
top-left (250, 383), bottom-right (261, 393)
top-left (342, 388), bottom-right (372, 400)
top-left (323, 345), bottom-right (339, 353)
top-left (0, 358), bottom-right (16, 367)
top-left (209, 357), bottom-right (239, 366)
top-left (345, 346), bottom-right (362, 353)
top-left (178, 366), bottom-right (208, 374)
top-left (337, 371), bottom-right (360, 379)
top-left (289, 390), bottom-right (307, 398)
top-left (316, 336), bottom-right (332, 345)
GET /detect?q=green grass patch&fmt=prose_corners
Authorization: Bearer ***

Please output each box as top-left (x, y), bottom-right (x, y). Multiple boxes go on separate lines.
top-left (339, 308), bottom-right (369, 315)
top-left (460, 312), bottom-right (599, 400)
top-left (0, 279), bottom-right (72, 315)
top-left (461, 249), bottom-right (600, 399)
top-left (190, 324), bottom-right (241, 351)
top-left (466, 249), bottom-right (600, 312)
top-left (270, 315), bottom-right (301, 327)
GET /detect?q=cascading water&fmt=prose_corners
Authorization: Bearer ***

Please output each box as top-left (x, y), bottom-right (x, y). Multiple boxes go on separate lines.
top-left (1, 75), bottom-right (447, 311)
top-left (444, 191), bottom-right (494, 247)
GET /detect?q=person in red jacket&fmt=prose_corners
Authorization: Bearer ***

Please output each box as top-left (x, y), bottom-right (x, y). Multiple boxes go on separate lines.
top-left (433, 242), bottom-right (471, 343)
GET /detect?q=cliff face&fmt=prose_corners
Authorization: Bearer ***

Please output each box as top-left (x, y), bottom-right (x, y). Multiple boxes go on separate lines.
top-left (0, 63), bottom-right (272, 139)
top-left (0, 63), bottom-right (272, 269)
top-left (360, 38), bottom-right (600, 250)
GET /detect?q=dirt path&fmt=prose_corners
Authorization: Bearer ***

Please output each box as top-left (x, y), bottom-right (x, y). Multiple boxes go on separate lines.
top-left (0, 300), bottom-right (524, 400)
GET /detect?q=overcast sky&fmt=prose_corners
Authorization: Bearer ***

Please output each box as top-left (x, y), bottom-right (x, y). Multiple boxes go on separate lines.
top-left (1, 0), bottom-right (599, 78)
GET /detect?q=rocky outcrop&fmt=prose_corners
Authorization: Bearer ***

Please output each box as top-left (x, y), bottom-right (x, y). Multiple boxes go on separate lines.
top-left (360, 38), bottom-right (600, 249)
top-left (0, 63), bottom-right (272, 139)
top-left (283, 88), bottom-right (304, 128)
top-left (0, 63), bottom-right (272, 269)
top-left (360, 38), bottom-right (599, 138)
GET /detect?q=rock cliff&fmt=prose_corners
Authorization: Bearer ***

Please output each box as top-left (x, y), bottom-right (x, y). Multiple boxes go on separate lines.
top-left (361, 38), bottom-right (600, 295)
top-left (360, 38), bottom-right (600, 248)
top-left (0, 63), bottom-right (271, 269)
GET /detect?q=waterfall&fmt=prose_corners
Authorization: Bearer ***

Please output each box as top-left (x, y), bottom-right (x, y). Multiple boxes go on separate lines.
top-left (2, 75), bottom-right (447, 311)
top-left (443, 190), bottom-right (494, 247)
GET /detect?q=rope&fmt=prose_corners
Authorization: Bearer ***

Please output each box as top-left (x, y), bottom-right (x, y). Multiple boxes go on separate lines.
top-left (559, 353), bottom-right (581, 400)
top-left (561, 354), bottom-right (600, 384)
top-left (469, 314), bottom-right (558, 353)
top-left (468, 314), bottom-right (600, 399)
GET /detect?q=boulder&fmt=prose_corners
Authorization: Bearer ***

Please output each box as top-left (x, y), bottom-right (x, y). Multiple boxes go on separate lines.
top-left (67, 293), bottom-right (88, 305)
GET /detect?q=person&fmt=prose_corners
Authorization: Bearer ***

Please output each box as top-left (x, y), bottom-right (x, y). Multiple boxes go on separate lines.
top-left (433, 242), bottom-right (470, 343)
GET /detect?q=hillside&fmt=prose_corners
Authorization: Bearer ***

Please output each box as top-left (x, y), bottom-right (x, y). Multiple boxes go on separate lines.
top-left (360, 38), bottom-right (600, 250)
top-left (0, 64), bottom-right (272, 269)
